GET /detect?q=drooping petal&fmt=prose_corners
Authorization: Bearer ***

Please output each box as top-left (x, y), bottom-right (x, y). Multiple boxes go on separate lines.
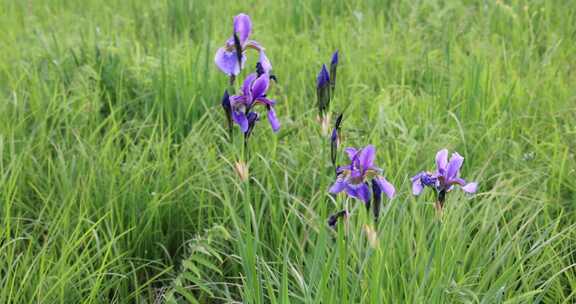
top-left (251, 73), bottom-right (270, 98)
top-left (254, 97), bottom-right (275, 106)
top-left (230, 94), bottom-right (248, 107)
top-left (232, 111), bottom-right (248, 132)
top-left (245, 39), bottom-right (264, 51)
top-left (215, 48), bottom-right (244, 76)
top-left (447, 152), bottom-right (464, 180)
top-left (358, 145), bottom-right (376, 171)
top-left (267, 107), bottom-right (280, 132)
top-left (329, 178), bottom-right (347, 194)
top-left (436, 149), bottom-right (449, 173)
top-left (233, 13), bottom-right (252, 45)
top-left (241, 73), bottom-right (258, 97)
top-left (411, 172), bottom-right (425, 196)
top-left (346, 183), bottom-right (371, 203)
top-left (375, 176), bottom-right (395, 199)
top-left (462, 182), bottom-right (478, 193)
top-left (258, 51), bottom-right (272, 74)
top-left (344, 147), bottom-right (358, 161)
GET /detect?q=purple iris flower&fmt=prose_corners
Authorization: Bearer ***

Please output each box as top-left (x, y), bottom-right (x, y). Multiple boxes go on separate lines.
top-left (329, 145), bottom-right (395, 205)
top-left (411, 149), bottom-right (478, 210)
top-left (229, 72), bottom-right (280, 133)
top-left (214, 14), bottom-right (272, 76)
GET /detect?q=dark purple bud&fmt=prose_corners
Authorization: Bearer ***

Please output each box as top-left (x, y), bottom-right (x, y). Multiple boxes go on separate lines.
top-left (221, 90), bottom-right (232, 139)
top-left (371, 178), bottom-right (382, 222)
top-left (317, 64), bottom-right (331, 115)
top-left (317, 64), bottom-right (330, 89)
top-left (329, 50), bottom-right (338, 94)
top-left (328, 209), bottom-right (347, 229)
top-left (244, 111), bottom-right (259, 139)
top-left (331, 50), bottom-right (339, 66)
top-left (221, 90), bottom-right (231, 114)
top-left (330, 113), bottom-right (343, 167)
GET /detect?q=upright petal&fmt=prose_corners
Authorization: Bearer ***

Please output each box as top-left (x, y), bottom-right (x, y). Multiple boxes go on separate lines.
top-left (411, 172), bottom-right (425, 196)
top-left (447, 152), bottom-right (464, 179)
top-left (241, 73), bottom-right (258, 97)
top-left (436, 149), bottom-right (449, 173)
top-left (251, 73), bottom-right (270, 98)
top-left (375, 176), bottom-right (395, 199)
top-left (344, 147), bottom-right (358, 161)
top-left (462, 182), bottom-right (478, 193)
top-left (232, 111), bottom-right (248, 132)
top-left (215, 48), bottom-right (243, 76)
top-left (233, 13), bottom-right (252, 45)
top-left (267, 107), bottom-right (280, 132)
top-left (358, 145), bottom-right (376, 171)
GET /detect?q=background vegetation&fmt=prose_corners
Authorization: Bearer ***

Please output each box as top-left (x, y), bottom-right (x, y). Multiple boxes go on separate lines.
top-left (0, 0), bottom-right (575, 302)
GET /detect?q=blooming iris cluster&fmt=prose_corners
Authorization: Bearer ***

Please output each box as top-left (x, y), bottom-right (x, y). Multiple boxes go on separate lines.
top-left (329, 145), bottom-right (395, 222)
top-left (411, 149), bottom-right (478, 211)
top-left (214, 14), bottom-right (271, 77)
top-left (217, 14), bottom-right (279, 145)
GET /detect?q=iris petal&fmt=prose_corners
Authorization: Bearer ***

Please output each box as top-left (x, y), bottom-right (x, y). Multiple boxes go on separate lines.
top-left (233, 13), bottom-right (252, 45)
top-left (447, 152), bottom-right (464, 180)
top-left (436, 149), bottom-right (449, 173)
top-left (462, 182), bottom-right (478, 193)
top-left (411, 172), bottom-right (425, 195)
top-left (215, 48), bottom-right (244, 76)
top-left (376, 176), bottom-right (395, 199)
top-left (251, 73), bottom-right (270, 98)
top-left (232, 111), bottom-right (249, 133)
top-left (267, 107), bottom-right (280, 132)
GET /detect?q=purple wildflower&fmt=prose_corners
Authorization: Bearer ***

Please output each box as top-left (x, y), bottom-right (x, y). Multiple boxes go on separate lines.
top-left (214, 14), bottom-right (271, 77)
top-left (229, 72), bottom-right (280, 134)
top-left (329, 145), bottom-right (395, 206)
top-left (411, 149), bottom-right (478, 210)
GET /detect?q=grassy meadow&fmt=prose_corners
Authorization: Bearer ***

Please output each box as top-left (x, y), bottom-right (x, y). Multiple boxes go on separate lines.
top-left (1, 0), bottom-right (575, 302)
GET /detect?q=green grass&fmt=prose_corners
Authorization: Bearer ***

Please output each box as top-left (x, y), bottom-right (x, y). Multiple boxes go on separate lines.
top-left (1, 0), bottom-right (575, 302)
